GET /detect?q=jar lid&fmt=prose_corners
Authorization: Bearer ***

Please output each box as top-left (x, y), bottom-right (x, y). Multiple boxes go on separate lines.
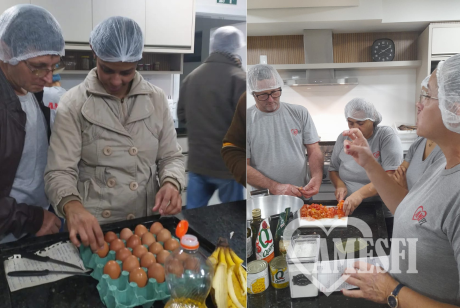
top-left (81, 56), bottom-right (89, 58)
top-left (175, 220), bottom-right (189, 238)
top-left (180, 234), bottom-right (199, 250)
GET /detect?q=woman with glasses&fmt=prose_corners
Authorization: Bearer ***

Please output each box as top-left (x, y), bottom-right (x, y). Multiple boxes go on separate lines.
top-left (45, 16), bottom-right (185, 252)
top-left (246, 64), bottom-right (323, 200)
top-left (329, 98), bottom-right (403, 228)
top-left (0, 4), bottom-right (64, 243)
top-left (341, 54), bottom-right (460, 308)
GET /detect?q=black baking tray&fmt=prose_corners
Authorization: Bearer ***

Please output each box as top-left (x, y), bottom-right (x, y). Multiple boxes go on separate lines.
top-left (0, 215), bottom-right (216, 308)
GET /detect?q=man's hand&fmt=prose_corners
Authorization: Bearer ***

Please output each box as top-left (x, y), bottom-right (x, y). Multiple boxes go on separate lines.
top-left (343, 192), bottom-right (363, 216)
top-left (36, 209), bottom-right (61, 236)
top-left (299, 178), bottom-right (321, 199)
top-left (65, 201), bottom-right (104, 252)
top-left (152, 182), bottom-right (182, 215)
top-left (335, 186), bottom-right (348, 202)
top-left (270, 183), bottom-right (302, 197)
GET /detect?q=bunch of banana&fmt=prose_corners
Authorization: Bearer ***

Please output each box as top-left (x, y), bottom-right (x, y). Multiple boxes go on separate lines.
top-left (208, 237), bottom-right (247, 308)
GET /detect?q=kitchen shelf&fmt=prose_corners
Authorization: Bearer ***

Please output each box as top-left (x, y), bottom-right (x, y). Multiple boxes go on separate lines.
top-left (60, 70), bottom-right (182, 75)
top-left (248, 60), bottom-right (422, 70)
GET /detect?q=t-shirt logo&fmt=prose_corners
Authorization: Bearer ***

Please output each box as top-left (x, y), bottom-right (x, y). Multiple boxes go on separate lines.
top-left (48, 102), bottom-right (58, 110)
top-left (412, 206), bottom-right (428, 225)
top-left (291, 129), bottom-right (299, 136)
top-left (373, 151), bottom-right (380, 158)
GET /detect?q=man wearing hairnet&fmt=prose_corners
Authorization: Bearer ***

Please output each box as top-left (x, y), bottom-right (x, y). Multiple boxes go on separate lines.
top-left (177, 26), bottom-right (246, 209)
top-left (0, 4), bottom-right (64, 243)
top-left (45, 17), bottom-right (185, 251)
top-left (247, 64), bottom-right (324, 199)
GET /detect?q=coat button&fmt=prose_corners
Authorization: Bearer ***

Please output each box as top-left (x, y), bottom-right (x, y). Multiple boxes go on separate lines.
top-left (127, 214), bottom-right (135, 220)
top-left (129, 147), bottom-right (138, 156)
top-left (103, 146), bottom-right (112, 156)
top-left (129, 182), bottom-right (139, 191)
top-left (107, 178), bottom-right (116, 188)
top-left (102, 210), bottom-right (111, 218)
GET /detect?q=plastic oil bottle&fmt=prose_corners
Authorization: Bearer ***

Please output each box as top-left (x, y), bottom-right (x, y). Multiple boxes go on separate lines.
top-left (164, 220), bottom-right (214, 308)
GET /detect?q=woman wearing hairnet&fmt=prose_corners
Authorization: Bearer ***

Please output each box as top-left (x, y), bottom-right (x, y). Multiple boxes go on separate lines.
top-left (45, 17), bottom-right (185, 251)
top-left (392, 76), bottom-right (445, 192)
top-left (340, 54), bottom-right (460, 307)
top-left (329, 99), bottom-right (403, 229)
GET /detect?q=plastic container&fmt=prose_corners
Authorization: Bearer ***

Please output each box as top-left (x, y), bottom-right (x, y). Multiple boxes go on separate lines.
top-left (164, 221), bottom-right (214, 308)
top-left (65, 56), bottom-right (76, 70)
top-left (81, 56), bottom-right (90, 70)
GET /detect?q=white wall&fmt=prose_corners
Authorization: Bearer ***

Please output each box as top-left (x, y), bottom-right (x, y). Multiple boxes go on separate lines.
top-left (196, 0), bottom-right (246, 19)
top-left (60, 73), bottom-right (174, 96)
top-left (247, 68), bottom-right (417, 141)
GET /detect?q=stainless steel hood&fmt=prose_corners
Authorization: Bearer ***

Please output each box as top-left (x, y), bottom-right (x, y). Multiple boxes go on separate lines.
top-left (284, 30), bottom-right (358, 86)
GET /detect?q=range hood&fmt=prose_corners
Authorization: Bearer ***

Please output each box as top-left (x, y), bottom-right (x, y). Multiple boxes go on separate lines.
top-left (284, 30), bottom-right (358, 86)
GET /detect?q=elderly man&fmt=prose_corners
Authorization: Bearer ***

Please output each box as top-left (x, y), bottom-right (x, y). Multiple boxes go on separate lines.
top-left (0, 4), bottom-right (64, 243)
top-left (178, 26), bottom-right (246, 209)
top-left (247, 64), bottom-right (324, 198)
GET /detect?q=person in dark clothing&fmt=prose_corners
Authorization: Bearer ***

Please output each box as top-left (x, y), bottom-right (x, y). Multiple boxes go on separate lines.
top-left (0, 4), bottom-right (64, 243)
top-left (177, 26), bottom-right (246, 209)
top-left (222, 92), bottom-right (246, 187)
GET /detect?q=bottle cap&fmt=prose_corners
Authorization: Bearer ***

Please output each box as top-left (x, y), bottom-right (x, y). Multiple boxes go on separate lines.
top-left (175, 220), bottom-right (189, 239)
top-left (180, 234), bottom-right (199, 250)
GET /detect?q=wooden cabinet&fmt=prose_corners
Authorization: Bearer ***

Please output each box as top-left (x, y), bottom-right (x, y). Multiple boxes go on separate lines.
top-left (31, 0), bottom-right (92, 43)
top-left (92, 0), bottom-right (146, 40)
top-left (145, 0), bottom-right (195, 53)
top-left (431, 26), bottom-right (460, 55)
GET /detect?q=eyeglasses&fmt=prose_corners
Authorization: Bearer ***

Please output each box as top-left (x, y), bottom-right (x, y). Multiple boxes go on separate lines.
top-left (420, 93), bottom-right (438, 102)
top-left (254, 89), bottom-right (282, 101)
top-left (23, 60), bottom-right (65, 78)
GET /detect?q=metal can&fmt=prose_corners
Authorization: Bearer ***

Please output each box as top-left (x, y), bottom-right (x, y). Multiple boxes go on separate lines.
top-left (269, 256), bottom-right (289, 289)
top-left (247, 260), bottom-right (269, 294)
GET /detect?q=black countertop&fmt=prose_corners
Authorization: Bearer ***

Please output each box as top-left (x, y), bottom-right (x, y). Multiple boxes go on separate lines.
top-left (0, 201), bottom-right (245, 308)
top-left (248, 201), bottom-right (390, 308)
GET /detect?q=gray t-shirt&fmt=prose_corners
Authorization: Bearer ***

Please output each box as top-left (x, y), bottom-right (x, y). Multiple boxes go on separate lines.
top-left (391, 157), bottom-right (460, 305)
top-left (5, 93), bottom-right (50, 244)
top-left (329, 126), bottom-right (403, 217)
top-left (404, 137), bottom-right (445, 191)
top-left (247, 102), bottom-right (320, 187)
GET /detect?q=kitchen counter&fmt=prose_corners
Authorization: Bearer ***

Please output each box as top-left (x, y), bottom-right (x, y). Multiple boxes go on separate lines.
top-left (0, 201), bottom-right (245, 308)
top-left (248, 201), bottom-right (390, 308)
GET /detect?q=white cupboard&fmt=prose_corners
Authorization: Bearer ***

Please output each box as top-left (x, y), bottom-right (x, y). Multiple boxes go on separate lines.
top-left (431, 26), bottom-right (460, 55)
top-left (0, 0), bottom-right (30, 15)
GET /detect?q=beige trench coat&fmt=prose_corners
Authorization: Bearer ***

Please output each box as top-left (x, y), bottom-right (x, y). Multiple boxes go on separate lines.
top-left (45, 69), bottom-right (185, 224)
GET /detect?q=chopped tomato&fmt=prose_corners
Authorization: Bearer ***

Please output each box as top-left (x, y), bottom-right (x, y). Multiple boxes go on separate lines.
top-left (300, 202), bottom-right (346, 220)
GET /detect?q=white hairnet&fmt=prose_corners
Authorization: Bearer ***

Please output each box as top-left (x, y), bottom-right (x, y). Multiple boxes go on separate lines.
top-left (248, 64), bottom-right (284, 93)
top-left (436, 54), bottom-right (460, 133)
top-left (345, 98), bottom-right (382, 126)
top-left (210, 26), bottom-right (245, 54)
top-left (90, 16), bottom-right (143, 62)
top-left (0, 4), bottom-right (64, 65)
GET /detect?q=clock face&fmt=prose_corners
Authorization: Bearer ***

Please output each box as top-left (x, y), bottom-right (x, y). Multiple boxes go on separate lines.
top-left (372, 39), bottom-right (395, 62)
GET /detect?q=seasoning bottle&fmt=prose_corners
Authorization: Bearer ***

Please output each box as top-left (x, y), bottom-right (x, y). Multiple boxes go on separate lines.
top-left (250, 209), bottom-right (262, 258)
top-left (246, 221), bottom-right (253, 258)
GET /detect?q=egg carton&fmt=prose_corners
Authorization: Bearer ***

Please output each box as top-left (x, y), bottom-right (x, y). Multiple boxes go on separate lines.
top-left (79, 234), bottom-right (180, 308)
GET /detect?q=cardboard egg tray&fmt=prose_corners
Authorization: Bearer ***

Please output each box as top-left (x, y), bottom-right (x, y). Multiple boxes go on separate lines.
top-left (79, 234), bottom-right (180, 308)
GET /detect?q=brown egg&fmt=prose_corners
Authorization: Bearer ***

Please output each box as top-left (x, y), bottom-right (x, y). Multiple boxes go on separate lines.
top-left (120, 228), bottom-right (133, 241)
top-left (133, 245), bottom-right (148, 259)
top-left (122, 255), bottom-right (140, 272)
top-left (150, 222), bottom-right (163, 235)
top-left (176, 251), bottom-right (189, 262)
top-left (103, 260), bottom-right (121, 279)
top-left (164, 238), bottom-right (179, 251)
top-left (167, 258), bottom-right (184, 278)
top-left (141, 232), bottom-right (156, 246)
top-left (96, 242), bottom-right (109, 258)
top-left (126, 235), bottom-right (141, 249)
top-left (184, 257), bottom-right (200, 272)
top-left (109, 239), bottom-right (125, 252)
top-left (140, 252), bottom-right (156, 268)
top-left (148, 263), bottom-right (165, 283)
top-left (149, 242), bottom-right (164, 255)
top-left (157, 229), bottom-right (172, 243)
top-left (129, 267), bottom-right (148, 287)
top-left (157, 250), bottom-right (170, 264)
top-left (116, 247), bottom-right (132, 262)
top-left (104, 231), bottom-right (118, 243)
top-left (134, 224), bottom-right (148, 237)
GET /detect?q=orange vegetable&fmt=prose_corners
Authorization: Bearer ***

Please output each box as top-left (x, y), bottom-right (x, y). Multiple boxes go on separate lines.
top-left (300, 203), bottom-right (346, 220)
